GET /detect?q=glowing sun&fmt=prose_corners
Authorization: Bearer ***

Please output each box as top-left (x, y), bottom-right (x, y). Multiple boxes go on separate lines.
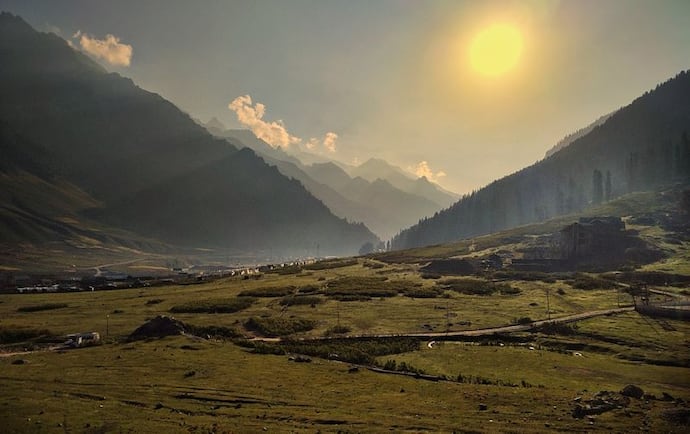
top-left (469, 24), bottom-right (523, 77)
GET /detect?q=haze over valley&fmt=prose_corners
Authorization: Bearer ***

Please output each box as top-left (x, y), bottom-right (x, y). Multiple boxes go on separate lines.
top-left (1, 2), bottom-right (690, 432)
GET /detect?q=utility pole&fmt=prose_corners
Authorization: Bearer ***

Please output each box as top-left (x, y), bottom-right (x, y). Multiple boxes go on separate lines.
top-left (106, 314), bottom-right (110, 338)
top-left (446, 300), bottom-right (450, 334)
top-left (546, 289), bottom-right (551, 320)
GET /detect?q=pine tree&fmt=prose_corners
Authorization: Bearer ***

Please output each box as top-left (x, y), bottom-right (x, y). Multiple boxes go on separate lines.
top-left (605, 170), bottom-right (612, 201)
top-left (592, 169), bottom-right (603, 205)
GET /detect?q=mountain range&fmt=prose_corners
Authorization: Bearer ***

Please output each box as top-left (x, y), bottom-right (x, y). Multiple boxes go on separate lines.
top-left (206, 125), bottom-right (457, 240)
top-left (0, 12), bottom-right (378, 258)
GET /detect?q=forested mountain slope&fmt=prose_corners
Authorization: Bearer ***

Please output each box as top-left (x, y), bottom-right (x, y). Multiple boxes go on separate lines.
top-left (393, 71), bottom-right (690, 250)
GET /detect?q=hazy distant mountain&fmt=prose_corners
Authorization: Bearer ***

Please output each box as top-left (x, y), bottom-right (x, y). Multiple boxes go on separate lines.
top-left (0, 12), bottom-right (378, 256)
top-left (304, 162), bottom-right (353, 191)
top-left (204, 117), bottom-right (227, 135)
top-left (211, 129), bottom-right (451, 239)
top-left (350, 158), bottom-right (458, 208)
top-left (544, 112), bottom-right (615, 158)
top-left (393, 71), bottom-right (690, 250)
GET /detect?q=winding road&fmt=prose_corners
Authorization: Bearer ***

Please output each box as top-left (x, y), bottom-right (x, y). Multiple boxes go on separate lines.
top-left (252, 306), bottom-right (636, 342)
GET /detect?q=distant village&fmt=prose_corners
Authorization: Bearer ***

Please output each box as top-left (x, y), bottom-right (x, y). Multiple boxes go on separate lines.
top-left (0, 260), bottom-right (317, 294)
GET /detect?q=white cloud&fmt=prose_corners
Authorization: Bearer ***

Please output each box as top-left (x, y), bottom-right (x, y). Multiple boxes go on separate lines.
top-left (74, 31), bottom-right (132, 67)
top-left (228, 95), bottom-right (340, 153)
top-left (228, 95), bottom-right (301, 149)
top-left (410, 161), bottom-right (447, 183)
top-left (323, 132), bottom-right (338, 153)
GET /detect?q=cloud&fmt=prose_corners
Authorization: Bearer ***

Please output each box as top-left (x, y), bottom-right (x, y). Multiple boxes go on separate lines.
top-left (410, 161), bottom-right (447, 183)
top-left (228, 95), bottom-right (340, 152)
top-left (323, 132), bottom-right (338, 153)
top-left (228, 95), bottom-right (301, 149)
top-left (305, 138), bottom-right (319, 150)
top-left (74, 31), bottom-right (132, 66)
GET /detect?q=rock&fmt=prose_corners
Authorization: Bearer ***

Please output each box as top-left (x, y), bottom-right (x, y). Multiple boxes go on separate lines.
top-left (479, 404), bottom-right (488, 411)
top-left (661, 392), bottom-right (675, 401)
top-left (11, 359), bottom-right (26, 365)
top-left (348, 366), bottom-right (359, 373)
top-left (128, 316), bottom-right (188, 341)
top-left (154, 402), bottom-right (164, 410)
top-left (621, 385), bottom-right (644, 399)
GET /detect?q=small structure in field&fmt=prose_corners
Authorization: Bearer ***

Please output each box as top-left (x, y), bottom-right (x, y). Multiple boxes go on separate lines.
top-left (65, 332), bottom-right (101, 348)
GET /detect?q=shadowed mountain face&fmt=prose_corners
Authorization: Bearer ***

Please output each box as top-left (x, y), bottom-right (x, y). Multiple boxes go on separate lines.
top-left (0, 12), bottom-right (378, 256)
top-left (393, 71), bottom-right (690, 250)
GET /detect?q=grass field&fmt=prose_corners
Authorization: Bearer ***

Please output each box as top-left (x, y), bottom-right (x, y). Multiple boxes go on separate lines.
top-left (2, 187), bottom-right (689, 432)
top-left (2, 256), bottom-right (689, 432)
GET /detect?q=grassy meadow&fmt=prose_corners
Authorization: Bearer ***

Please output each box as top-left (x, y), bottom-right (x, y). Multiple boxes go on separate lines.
top-left (2, 255), bottom-right (689, 433)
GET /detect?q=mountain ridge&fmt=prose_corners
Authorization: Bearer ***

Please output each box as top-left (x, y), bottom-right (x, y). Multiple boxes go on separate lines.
top-left (0, 12), bottom-right (378, 257)
top-left (392, 70), bottom-right (690, 250)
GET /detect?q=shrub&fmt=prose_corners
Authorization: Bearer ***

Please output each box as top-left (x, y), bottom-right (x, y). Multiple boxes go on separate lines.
top-left (298, 285), bottom-right (320, 294)
top-left (324, 325), bottom-right (352, 336)
top-left (238, 286), bottom-right (295, 297)
top-left (437, 278), bottom-right (518, 296)
top-left (0, 326), bottom-right (52, 344)
top-left (145, 299), bottom-right (163, 305)
top-left (331, 295), bottom-right (371, 302)
top-left (17, 303), bottom-right (68, 312)
top-left (402, 287), bottom-right (442, 298)
top-left (421, 273), bottom-right (442, 280)
top-left (278, 296), bottom-right (323, 306)
top-left (513, 317), bottom-right (533, 325)
top-left (170, 297), bottom-right (254, 313)
top-left (244, 316), bottom-right (317, 337)
top-left (569, 274), bottom-right (618, 290)
top-left (304, 259), bottom-right (358, 270)
top-left (188, 325), bottom-right (242, 339)
top-left (325, 276), bottom-right (414, 298)
top-left (253, 337), bottom-right (420, 364)
top-left (497, 284), bottom-right (521, 295)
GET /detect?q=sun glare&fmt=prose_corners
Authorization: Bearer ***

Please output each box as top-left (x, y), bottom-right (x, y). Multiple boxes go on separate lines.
top-left (469, 24), bottom-right (523, 77)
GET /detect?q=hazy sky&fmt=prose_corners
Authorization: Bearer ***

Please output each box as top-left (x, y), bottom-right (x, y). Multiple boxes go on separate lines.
top-left (2, 0), bottom-right (689, 193)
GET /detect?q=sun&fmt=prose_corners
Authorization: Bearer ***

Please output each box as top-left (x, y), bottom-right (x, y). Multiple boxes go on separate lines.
top-left (469, 24), bottom-right (523, 77)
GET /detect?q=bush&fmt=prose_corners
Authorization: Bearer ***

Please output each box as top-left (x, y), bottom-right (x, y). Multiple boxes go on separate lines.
top-left (17, 303), bottom-right (68, 312)
top-left (305, 259), bottom-right (358, 270)
top-left (188, 325), bottom-right (242, 339)
top-left (145, 299), bottom-right (163, 305)
top-left (569, 274), bottom-right (618, 290)
top-left (298, 285), bottom-right (320, 294)
top-left (325, 276), bottom-right (418, 298)
top-left (331, 295), bottom-right (371, 302)
top-left (324, 325), bottom-right (352, 336)
top-left (278, 296), bottom-right (323, 306)
top-left (513, 317), bottom-right (533, 325)
top-left (0, 326), bottom-right (52, 344)
top-left (402, 287), bottom-right (442, 298)
top-left (252, 337), bottom-right (420, 364)
top-left (244, 316), bottom-right (317, 337)
top-left (170, 297), bottom-right (254, 313)
top-left (238, 286), bottom-right (295, 297)
top-left (438, 278), bottom-right (518, 296)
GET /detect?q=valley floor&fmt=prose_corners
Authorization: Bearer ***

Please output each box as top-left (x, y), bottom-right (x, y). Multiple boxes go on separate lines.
top-left (1, 257), bottom-right (689, 433)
